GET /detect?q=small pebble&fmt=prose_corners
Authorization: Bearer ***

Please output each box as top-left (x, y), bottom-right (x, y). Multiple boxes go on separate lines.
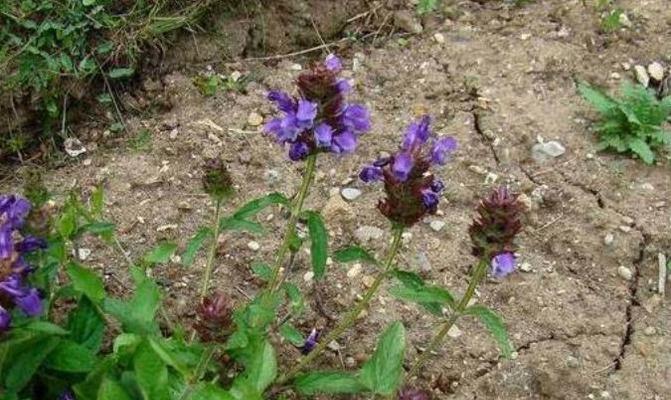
top-left (619, 225), bottom-right (632, 233)
top-left (618, 265), bottom-right (633, 281)
top-left (247, 112), bottom-right (263, 127)
top-left (648, 62), bottom-right (665, 81)
top-left (341, 187), bottom-right (362, 201)
top-left (643, 326), bottom-right (656, 336)
top-left (354, 226), bottom-right (384, 242)
top-left (519, 262), bottom-right (533, 273)
top-left (77, 248), bottom-right (92, 261)
top-left (303, 271), bottom-right (314, 282)
top-left (634, 65), bottom-right (650, 87)
top-left (347, 263), bottom-right (362, 278)
top-left (429, 220), bottom-right (446, 232)
top-left (433, 32), bottom-right (445, 44)
top-left (247, 241), bottom-right (261, 251)
top-left (447, 325), bottom-right (462, 338)
top-left (604, 233), bottom-right (614, 246)
top-left (362, 275), bottom-right (375, 288)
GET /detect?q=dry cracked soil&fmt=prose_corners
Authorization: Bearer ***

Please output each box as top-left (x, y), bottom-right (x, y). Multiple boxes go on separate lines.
top-left (3, 0), bottom-right (671, 399)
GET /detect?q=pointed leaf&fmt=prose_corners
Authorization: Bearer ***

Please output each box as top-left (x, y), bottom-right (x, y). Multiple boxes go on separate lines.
top-left (358, 321), bottom-right (406, 395)
top-left (279, 323), bottom-right (304, 346)
top-left (67, 262), bottom-right (106, 302)
top-left (4, 336), bottom-right (60, 392)
top-left (251, 262), bottom-right (272, 281)
top-left (189, 383), bottom-right (235, 400)
top-left (134, 340), bottom-right (169, 400)
top-left (294, 372), bottom-right (367, 395)
top-left (44, 339), bottom-right (97, 373)
top-left (578, 82), bottom-right (617, 114)
top-left (305, 211), bottom-right (328, 280)
top-left (627, 137), bottom-right (655, 164)
top-left (98, 377), bottom-right (133, 400)
top-left (182, 227), bottom-right (213, 267)
top-left (463, 305), bottom-right (513, 358)
top-left (144, 242), bottom-right (178, 265)
top-left (233, 193), bottom-right (289, 220)
top-left (219, 217), bottom-right (264, 234)
top-left (333, 246), bottom-right (377, 265)
top-left (67, 296), bottom-right (105, 352)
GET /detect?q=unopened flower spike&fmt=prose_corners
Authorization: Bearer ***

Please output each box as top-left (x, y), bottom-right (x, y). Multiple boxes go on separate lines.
top-left (469, 186), bottom-right (524, 278)
top-left (194, 292), bottom-right (234, 342)
top-left (264, 54), bottom-right (371, 161)
top-left (299, 328), bottom-right (320, 355)
top-left (202, 158), bottom-right (234, 201)
top-left (359, 115), bottom-right (457, 226)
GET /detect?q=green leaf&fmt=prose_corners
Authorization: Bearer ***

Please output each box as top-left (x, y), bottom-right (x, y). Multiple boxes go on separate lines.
top-left (305, 211), bottom-right (328, 280)
top-left (44, 339), bottom-right (97, 373)
top-left (578, 82), bottom-right (616, 114)
top-left (98, 377), bottom-right (133, 400)
top-left (147, 337), bottom-right (195, 380)
top-left (67, 262), bottom-right (106, 302)
top-left (182, 227), bottom-right (213, 267)
top-left (144, 242), bottom-right (178, 265)
top-left (279, 323), bottom-right (304, 346)
top-left (628, 137), bottom-right (655, 164)
top-left (293, 372), bottom-right (367, 395)
top-left (283, 283), bottom-right (304, 315)
top-left (333, 246), bottom-right (377, 264)
top-left (90, 185), bottom-right (105, 217)
top-left (83, 0), bottom-right (97, 6)
top-left (232, 193), bottom-right (289, 220)
top-left (463, 305), bottom-right (513, 358)
top-left (219, 217), bottom-right (264, 234)
top-left (359, 321), bottom-right (406, 395)
top-left (57, 207), bottom-right (76, 239)
top-left (251, 262), bottom-right (272, 281)
top-left (417, 0), bottom-right (439, 14)
top-left (134, 340), bottom-right (169, 400)
top-left (68, 296), bottom-right (105, 352)
top-left (23, 321), bottom-right (70, 335)
top-left (3, 335), bottom-right (60, 392)
top-left (238, 337), bottom-right (277, 392)
top-left (108, 67), bottom-right (135, 79)
top-left (189, 383), bottom-right (235, 400)
top-left (79, 222), bottom-right (116, 237)
top-left (104, 277), bottom-right (161, 334)
top-left (72, 356), bottom-right (116, 399)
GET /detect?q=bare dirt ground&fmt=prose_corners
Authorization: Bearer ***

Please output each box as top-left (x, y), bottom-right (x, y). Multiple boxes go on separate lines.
top-left (4, 0), bottom-right (671, 399)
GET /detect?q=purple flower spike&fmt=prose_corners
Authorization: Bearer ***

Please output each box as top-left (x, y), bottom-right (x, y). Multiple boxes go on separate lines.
top-left (336, 79), bottom-right (351, 93)
top-left (324, 54), bottom-right (342, 72)
top-left (289, 141), bottom-right (310, 161)
top-left (359, 166), bottom-right (383, 183)
top-left (403, 115), bottom-right (432, 150)
top-left (421, 190), bottom-right (440, 209)
top-left (15, 288), bottom-right (43, 317)
top-left (314, 123), bottom-right (333, 148)
top-left (300, 328), bottom-right (321, 355)
top-left (296, 100), bottom-right (318, 129)
top-left (392, 153), bottom-right (413, 182)
top-left (332, 131), bottom-right (357, 154)
top-left (0, 195), bottom-right (31, 229)
top-left (342, 104), bottom-right (371, 133)
top-left (431, 137), bottom-right (458, 165)
top-left (0, 306), bottom-right (10, 332)
top-left (490, 252), bottom-right (516, 278)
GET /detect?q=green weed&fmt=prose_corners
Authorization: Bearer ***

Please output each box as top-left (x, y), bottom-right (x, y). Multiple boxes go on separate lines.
top-left (579, 81), bottom-right (671, 164)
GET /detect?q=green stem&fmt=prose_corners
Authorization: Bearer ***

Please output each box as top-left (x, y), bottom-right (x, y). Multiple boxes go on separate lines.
top-left (277, 226), bottom-right (405, 385)
top-left (199, 199), bottom-right (223, 300)
top-left (407, 258), bottom-right (489, 379)
top-left (267, 153), bottom-right (318, 292)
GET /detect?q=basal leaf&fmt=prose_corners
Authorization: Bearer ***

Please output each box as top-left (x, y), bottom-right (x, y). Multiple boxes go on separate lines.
top-left (463, 305), bottom-right (513, 358)
top-left (144, 242), bottom-right (178, 265)
top-left (627, 137), bottom-right (655, 164)
top-left (251, 262), bottom-right (272, 281)
top-left (67, 296), bottom-right (105, 352)
top-left (358, 321), bottom-right (406, 395)
top-left (279, 323), bottom-right (304, 346)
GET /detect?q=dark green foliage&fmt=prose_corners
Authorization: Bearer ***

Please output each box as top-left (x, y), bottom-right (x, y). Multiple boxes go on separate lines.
top-left (579, 81), bottom-right (671, 164)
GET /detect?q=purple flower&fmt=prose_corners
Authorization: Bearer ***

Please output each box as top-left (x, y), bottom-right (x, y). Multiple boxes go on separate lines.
top-left (58, 390), bottom-right (76, 400)
top-left (469, 186), bottom-right (524, 258)
top-left (0, 306), bottom-right (10, 332)
top-left (0, 195), bottom-right (31, 229)
top-left (15, 288), bottom-right (43, 316)
top-left (300, 328), bottom-right (320, 354)
top-left (324, 54), bottom-right (342, 72)
top-left (0, 227), bottom-right (11, 259)
top-left (360, 116), bottom-right (457, 226)
top-left (289, 141), bottom-right (310, 161)
top-left (16, 236), bottom-right (47, 254)
top-left (265, 54), bottom-right (371, 161)
top-left (490, 252), bottom-right (516, 278)
top-left (359, 166), bottom-right (383, 183)
top-left (314, 123), bottom-right (333, 148)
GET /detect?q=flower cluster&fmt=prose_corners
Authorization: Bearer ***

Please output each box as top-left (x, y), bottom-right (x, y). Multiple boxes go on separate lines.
top-left (264, 54), bottom-right (371, 161)
top-left (359, 116), bottom-right (457, 226)
top-left (194, 292), bottom-right (234, 342)
top-left (469, 187), bottom-right (524, 278)
top-left (0, 195), bottom-right (46, 331)
top-left (202, 158), bottom-right (235, 201)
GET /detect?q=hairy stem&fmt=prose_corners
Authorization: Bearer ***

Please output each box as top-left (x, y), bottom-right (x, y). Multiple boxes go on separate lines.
top-left (277, 225), bottom-right (405, 385)
top-left (268, 153), bottom-right (318, 292)
top-left (407, 258), bottom-right (489, 379)
top-left (199, 199), bottom-right (223, 300)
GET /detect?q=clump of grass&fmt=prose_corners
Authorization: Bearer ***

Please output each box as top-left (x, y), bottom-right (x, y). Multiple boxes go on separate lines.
top-left (579, 81), bottom-right (671, 164)
top-left (0, 0), bottom-right (218, 158)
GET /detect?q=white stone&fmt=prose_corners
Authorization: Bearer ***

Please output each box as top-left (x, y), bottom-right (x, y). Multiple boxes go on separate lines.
top-left (64, 138), bottom-right (87, 157)
top-left (648, 62), bottom-right (665, 81)
top-left (519, 262), bottom-right (533, 272)
top-left (447, 325), bottom-right (463, 338)
top-left (354, 226), bottom-right (384, 242)
top-left (604, 233), bottom-right (614, 246)
top-left (347, 263), bottom-right (362, 278)
top-left (532, 141), bottom-right (566, 162)
top-left (303, 271), bottom-right (314, 282)
top-left (618, 12), bottom-right (632, 28)
top-left (634, 65), bottom-right (650, 87)
top-left (429, 220), bottom-right (445, 232)
top-left (643, 326), bottom-right (657, 336)
top-left (77, 248), bottom-right (92, 261)
top-left (247, 112), bottom-right (263, 127)
top-left (433, 33), bottom-right (445, 44)
top-left (247, 241), bottom-right (261, 251)
top-left (340, 187), bottom-right (362, 201)
top-left (618, 265), bottom-right (633, 281)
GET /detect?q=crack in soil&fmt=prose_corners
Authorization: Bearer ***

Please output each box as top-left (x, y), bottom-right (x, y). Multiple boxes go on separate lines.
top-left (471, 110), bottom-right (501, 165)
top-left (612, 232), bottom-right (648, 372)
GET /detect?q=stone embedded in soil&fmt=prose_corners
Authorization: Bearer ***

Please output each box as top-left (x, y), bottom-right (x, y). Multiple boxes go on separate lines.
top-left (321, 195), bottom-right (354, 223)
top-left (644, 326), bottom-right (657, 336)
top-left (247, 112), bottom-right (263, 127)
top-left (531, 141), bottom-right (566, 163)
top-left (303, 271), bottom-right (314, 282)
top-left (447, 325), bottom-right (463, 338)
top-left (604, 233), bottom-right (614, 246)
top-left (635, 65), bottom-right (650, 87)
top-left (340, 187), bottom-right (362, 201)
top-left (393, 10), bottom-right (423, 34)
top-left (347, 263), bottom-right (362, 278)
top-left (618, 12), bottom-right (633, 28)
top-left (354, 225), bottom-right (384, 243)
top-left (247, 241), bottom-right (261, 251)
top-left (414, 252), bottom-right (432, 273)
top-left (433, 32), bottom-right (445, 44)
top-left (430, 220), bottom-right (446, 232)
top-left (77, 248), bottom-right (92, 261)
top-left (519, 262), bottom-right (533, 272)
top-left (648, 62), bottom-right (665, 82)
top-left (362, 275), bottom-right (375, 288)
top-left (64, 138), bottom-right (87, 157)
top-left (618, 265), bottom-right (633, 281)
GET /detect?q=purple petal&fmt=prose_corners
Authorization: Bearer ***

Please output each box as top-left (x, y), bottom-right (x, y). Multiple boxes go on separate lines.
top-left (314, 123), bottom-right (333, 148)
top-left (342, 104), bottom-right (371, 133)
top-left (331, 131), bottom-right (358, 154)
top-left (0, 275), bottom-right (25, 298)
top-left (296, 100), bottom-right (318, 129)
top-left (0, 228), bottom-right (12, 259)
top-left (392, 153), bottom-right (413, 182)
top-left (289, 141), bottom-right (310, 161)
top-left (431, 137), bottom-right (457, 165)
top-left (267, 90), bottom-right (295, 113)
top-left (359, 166), bottom-right (383, 183)
top-left (15, 288), bottom-right (43, 317)
top-left (16, 236), bottom-right (46, 254)
top-left (490, 252), bottom-right (516, 278)
top-left (0, 306), bottom-right (10, 332)
top-left (324, 54), bottom-right (342, 72)
top-left (0, 196), bottom-right (31, 229)
top-left (12, 257), bottom-right (33, 276)
top-left (402, 116), bottom-right (432, 150)
top-left (430, 179), bottom-right (445, 193)
top-left (336, 79), bottom-right (351, 94)
top-left (421, 189), bottom-right (440, 209)
top-left (278, 114), bottom-right (301, 142)
top-left (300, 328), bottom-right (321, 355)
